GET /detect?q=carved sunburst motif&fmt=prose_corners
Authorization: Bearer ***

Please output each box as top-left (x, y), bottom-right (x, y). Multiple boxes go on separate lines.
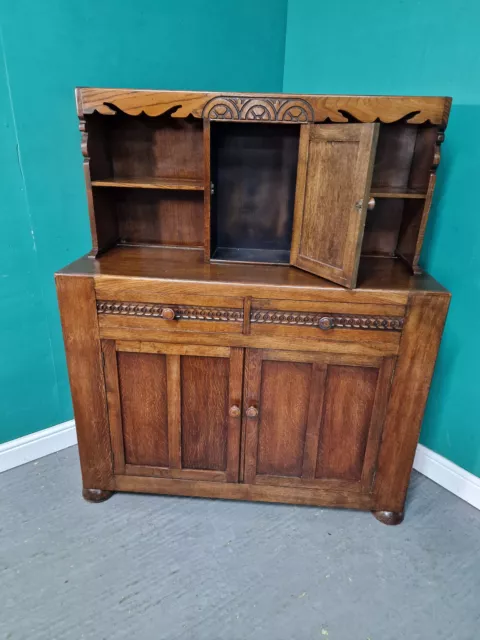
top-left (210, 104), bottom-right (235, 120)
top-left (202, 96), bottom-right (314, 122)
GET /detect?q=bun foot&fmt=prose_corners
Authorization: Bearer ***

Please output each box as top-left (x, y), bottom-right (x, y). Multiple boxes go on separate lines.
top-left (372, 510), bottom-right (404, 526)
top-left (82, 488), bottom-right (114, 503)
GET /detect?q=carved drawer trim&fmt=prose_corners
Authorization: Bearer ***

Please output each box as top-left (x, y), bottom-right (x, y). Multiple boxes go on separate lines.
top-left (97, 301), bottom-right (244, 323)
top-left (250, 310), bottom-right (404, 331)
top-left (98, 302), bottom-right (404, 331)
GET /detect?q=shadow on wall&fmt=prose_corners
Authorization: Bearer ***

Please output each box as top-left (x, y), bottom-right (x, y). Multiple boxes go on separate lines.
top-left (420, 104), bottom-right (480, 476)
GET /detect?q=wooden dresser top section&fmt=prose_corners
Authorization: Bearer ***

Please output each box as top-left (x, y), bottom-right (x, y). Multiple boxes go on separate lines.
top-left (57, 247), bottom-right (450, 305)
top-left (76, 88), bottom-right (452, 127)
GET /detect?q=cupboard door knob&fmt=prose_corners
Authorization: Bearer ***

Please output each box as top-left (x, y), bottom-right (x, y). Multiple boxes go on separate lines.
top-left (356, 197), bottom-right (376, 211)
top-left (318, 316), bottom-right (334, 330)
top-left (229, 405), bottom-right (241, 418)
top-left (246, 406), bottom-right (258, 418)
top-left (161, 307), bottom-right (175, 320)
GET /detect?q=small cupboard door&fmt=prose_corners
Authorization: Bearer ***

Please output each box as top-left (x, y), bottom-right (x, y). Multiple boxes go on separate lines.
top-left (290, 123), bottom-right (379, 288)
top-left (242, 349), bottom-right (395, 493)
top-left (102, 340), bottom-right (244, 482)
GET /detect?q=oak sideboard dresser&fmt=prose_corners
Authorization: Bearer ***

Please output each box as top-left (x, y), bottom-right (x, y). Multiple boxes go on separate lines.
top-left (56, 89), bottom-right (452, 525)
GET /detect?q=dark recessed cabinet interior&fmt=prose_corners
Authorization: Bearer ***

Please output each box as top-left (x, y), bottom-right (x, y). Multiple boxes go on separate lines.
top-left (210, 122), bottom-right (300, 264)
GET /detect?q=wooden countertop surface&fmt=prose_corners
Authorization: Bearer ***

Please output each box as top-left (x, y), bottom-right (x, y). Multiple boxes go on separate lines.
top-left (57, 246), bottom-right (449, 304)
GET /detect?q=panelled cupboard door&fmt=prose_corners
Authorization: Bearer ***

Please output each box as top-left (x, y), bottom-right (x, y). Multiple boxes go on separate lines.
top-left (243, 349), bottom-right (395, 494)
top-left (290, 123), bottom-right (379, 288)
top-left (102, 340), bottom-right (244, 483)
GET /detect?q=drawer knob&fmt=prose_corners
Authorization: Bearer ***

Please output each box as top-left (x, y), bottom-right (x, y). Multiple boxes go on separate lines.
top-left (246, 406), bottom-right (259, 418)
top-left (161, 307), bottom-right (176, 320)
top-left (318, 316), bottom-right (334, 330)
top-left (229, 405), bottom-right (241, 418)
top-left (368, 197), bottom-right (376, 210)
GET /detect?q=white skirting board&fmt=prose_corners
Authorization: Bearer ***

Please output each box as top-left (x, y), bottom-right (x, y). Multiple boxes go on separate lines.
top-left (0, 420), bottom-right (77, 473)
top-left (0, 422), bottom-right (479, 511)
top-left (413, 444), bottom-right (480, 511)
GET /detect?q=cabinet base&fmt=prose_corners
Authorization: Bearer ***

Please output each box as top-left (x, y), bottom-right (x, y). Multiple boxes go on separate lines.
top-left (82, 488), bottom-right (114, 503)
top-left (372, 510), bottom-right (404, 526)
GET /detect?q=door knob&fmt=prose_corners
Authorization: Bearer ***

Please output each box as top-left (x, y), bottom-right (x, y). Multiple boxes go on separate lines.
top-left (355, 197), bottom-right (376, 211)
top-left (318, 316), bottom-right (334, 330)
top-left (161, 307), bottom-right (175, 320)
top-left (229, 405), bottom-right (241, 418)
top-left (246, 406), bottom-right (258, 418)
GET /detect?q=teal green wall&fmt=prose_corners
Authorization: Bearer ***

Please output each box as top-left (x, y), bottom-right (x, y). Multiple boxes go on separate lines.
top-left (0, 0), bottom-right (288, 444)
top-left (2, 1), bottom-right (478, 480)
top-left (283, 0), bottom-right (480, 477)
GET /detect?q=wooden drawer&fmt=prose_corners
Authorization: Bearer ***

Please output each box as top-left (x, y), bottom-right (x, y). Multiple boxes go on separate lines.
top-left (249, 298), bottom-right (405, 349)
top-left (96, 294), bottom-right (244, 336)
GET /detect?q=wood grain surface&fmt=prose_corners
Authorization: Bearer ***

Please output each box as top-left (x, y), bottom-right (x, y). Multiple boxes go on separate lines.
top-left (291, 123), bottom-right (379, 288)
top-left (55, 275), bottom-right (113, 490)
top-left (77, 88), bottom-right (451, 126)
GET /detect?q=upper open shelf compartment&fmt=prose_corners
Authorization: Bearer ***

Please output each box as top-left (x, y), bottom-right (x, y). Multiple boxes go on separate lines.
top-left (87, 111), bottom-right (204, 188)
top-left (84, 111), bottom-right (205, 251)
top-left (369, 124), bottom-right (436, 199)
top-left (79, 89), bottom-right (449, 287)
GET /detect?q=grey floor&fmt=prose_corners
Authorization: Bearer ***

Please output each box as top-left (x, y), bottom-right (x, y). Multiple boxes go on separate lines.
top-left (1, 448), bottom-right (480, 640)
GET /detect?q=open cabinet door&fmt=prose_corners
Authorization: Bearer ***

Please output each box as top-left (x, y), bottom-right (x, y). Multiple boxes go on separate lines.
top-left (290, 123), bottom-right (379, 288)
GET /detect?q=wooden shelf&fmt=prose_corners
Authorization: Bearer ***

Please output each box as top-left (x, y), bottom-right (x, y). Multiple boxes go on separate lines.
top-left (370, 188), bottom-right (427, 199)
top-left (91, 177), bottom-right (205, 191)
